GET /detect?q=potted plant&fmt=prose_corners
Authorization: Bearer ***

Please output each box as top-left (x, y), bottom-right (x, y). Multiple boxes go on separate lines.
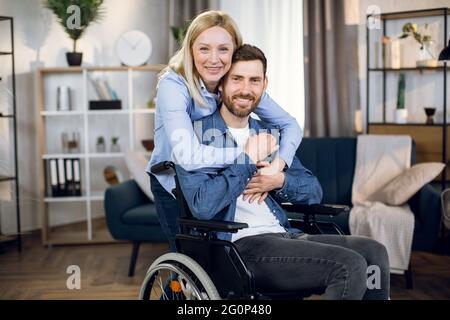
top-left (170, 20), bottom-right (191, 47)
top-left (110, 136), bottom-right (120, 153)
top-left (400, 22), bottom-right (437, 67)
top-left (44, 0), bottom-right (105, 66)
top-left (395, 74), bottom-right (408, 124)
top-left (96, 136), bottom-right (105, 152)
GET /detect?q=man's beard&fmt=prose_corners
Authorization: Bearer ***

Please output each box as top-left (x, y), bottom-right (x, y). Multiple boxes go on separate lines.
top-left (222, 93), bottom-right (261, 118)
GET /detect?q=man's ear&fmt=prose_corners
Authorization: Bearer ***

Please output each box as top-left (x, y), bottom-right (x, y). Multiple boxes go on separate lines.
top-left (263, 76), bottom-right (268, 91)
top-left (218, 83), bottom-right (223, 93)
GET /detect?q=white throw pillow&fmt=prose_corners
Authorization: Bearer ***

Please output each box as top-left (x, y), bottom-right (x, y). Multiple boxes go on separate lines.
top-left (372, 162), bottom-right (445, 206)
top-left (124, 151), bottom-right (154, 202)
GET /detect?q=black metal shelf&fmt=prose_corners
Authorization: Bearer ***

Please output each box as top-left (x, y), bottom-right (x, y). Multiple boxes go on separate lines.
top-left (368, 66), bottom-right (449, 72)
top-left (0, 16), bottom-right (21, 252)
top-left (369, 122), bottom-right (450, 127)
top-left (0, 176), bottom-right (16, 182)
top-left (0, 113), bottom-right (15, 118)
top-left (366, 8), bottom-right (450, 191)
top-left (377, 8), bottom-right (449, 20)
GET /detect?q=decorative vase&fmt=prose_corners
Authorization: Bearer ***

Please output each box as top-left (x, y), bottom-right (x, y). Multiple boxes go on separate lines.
top-left (103, 166), bottom-right (122, 186)
top-left (383, 37), bottom-right (401, 69)
top-left (395, 109), bottom-right (408, 124)
top-left (61, 132), bottom-right (69, 153)
top-left (424, 107), bottom-right (436, 125)
top-left (68, 132), bottom-right (81, 153)
top-left (416, 40), bottom-right (437, 67)
top-left (57, 86), bottom-right (71, 111)
top-left (66, 52), bottom-right (83, 66)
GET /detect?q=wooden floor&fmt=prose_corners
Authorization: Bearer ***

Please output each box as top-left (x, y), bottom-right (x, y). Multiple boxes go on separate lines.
top-left (1, 231), bottom-right (450, 299)
top-left (0, 233), bottom-right (169, 300)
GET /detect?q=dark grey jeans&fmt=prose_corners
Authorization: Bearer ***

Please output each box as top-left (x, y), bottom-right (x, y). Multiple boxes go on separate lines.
top-left (234, 232), bottom-right (390, 300)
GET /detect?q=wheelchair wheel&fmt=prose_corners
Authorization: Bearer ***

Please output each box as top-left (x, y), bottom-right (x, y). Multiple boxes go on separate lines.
top-left (139, 253), bottom-right (221, 300)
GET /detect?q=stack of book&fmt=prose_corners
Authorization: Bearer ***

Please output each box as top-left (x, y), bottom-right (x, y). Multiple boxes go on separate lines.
top-left (44, 158), bottom-right (82, 197)
top-left (88, 76), bottom-right (121, 110)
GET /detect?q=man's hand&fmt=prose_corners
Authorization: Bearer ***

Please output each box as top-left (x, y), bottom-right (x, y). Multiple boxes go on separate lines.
top-left (244, 133), bottom-right (278, 163)
top-left (243, 161), bottom-right (285, 204)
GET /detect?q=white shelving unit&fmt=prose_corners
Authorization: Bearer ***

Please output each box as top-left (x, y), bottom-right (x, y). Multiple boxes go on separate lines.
top-left (36, 65), bottom-right (164, 245)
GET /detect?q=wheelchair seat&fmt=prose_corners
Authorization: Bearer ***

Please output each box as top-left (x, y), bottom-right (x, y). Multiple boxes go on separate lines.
top-left (139, 161), bottom-right (346, 300)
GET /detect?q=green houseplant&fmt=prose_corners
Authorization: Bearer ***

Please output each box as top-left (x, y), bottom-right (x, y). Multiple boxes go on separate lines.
top-left (44, 0), bottom-right (105, 66)
top-left (96, 135), bottom-right (105, 152)
top-left (170, 20), bottom-right (191, 46)
top-left (396, 74), bottom-right (405, 110)
top-left (110, 136), bottom-right (120, 153)
top-left (395, 74), bottom-right (407, 124)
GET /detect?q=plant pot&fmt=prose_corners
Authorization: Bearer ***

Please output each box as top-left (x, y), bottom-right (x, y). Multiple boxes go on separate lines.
top-left (66, 52), bottom-right (83, 66)
top-left (110, 143), bottom-right (121, 153)
top-left (395, 109), bottom-right (408, 124)
top-left (96, 142), bottom-right (106, 153)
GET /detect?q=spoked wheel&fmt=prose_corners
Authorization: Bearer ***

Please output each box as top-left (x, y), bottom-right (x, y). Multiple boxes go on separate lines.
top-left (139, 253), bottom-right (221, 300)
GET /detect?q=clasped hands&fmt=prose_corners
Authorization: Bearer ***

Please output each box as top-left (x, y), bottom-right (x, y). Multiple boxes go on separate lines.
top-left (243, 133), bottom-right (286, 204)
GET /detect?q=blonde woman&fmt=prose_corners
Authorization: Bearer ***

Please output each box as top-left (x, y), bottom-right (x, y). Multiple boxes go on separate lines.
top-left (147, 10), bottom-right (302, 251)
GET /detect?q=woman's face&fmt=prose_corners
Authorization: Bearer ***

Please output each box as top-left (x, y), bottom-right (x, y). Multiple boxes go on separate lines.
top-left (192, 26), bottom-right (234, 92)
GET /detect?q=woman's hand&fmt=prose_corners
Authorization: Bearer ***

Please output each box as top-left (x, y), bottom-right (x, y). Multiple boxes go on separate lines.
top-left (258, 157), bottom-right (286, 175)
top-left (243, 160), bottom-right (286, 204)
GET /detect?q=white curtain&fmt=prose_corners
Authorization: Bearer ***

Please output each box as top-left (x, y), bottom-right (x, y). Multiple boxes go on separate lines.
top-left (218, 0), bottom-right (305, 129)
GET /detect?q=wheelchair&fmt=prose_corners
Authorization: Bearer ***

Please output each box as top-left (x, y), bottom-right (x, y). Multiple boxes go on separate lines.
top-left (139, 161), bottom-right (348, 300)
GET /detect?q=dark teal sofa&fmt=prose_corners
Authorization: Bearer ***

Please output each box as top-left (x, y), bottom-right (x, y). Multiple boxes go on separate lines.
top-left (295, 137), bottom-right (441, 253)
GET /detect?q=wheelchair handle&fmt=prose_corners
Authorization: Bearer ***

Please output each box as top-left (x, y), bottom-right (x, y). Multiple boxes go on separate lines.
top-left (151, 161), bottom-right (175, 174)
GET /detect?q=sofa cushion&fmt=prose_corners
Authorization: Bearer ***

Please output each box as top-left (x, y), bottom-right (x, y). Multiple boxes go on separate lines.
top-left (372, 162), bottom-right (445, 205)
top-left (125, 151), bottom-right (154, 201)
top-left (122, 203), bottom-right (160, 225)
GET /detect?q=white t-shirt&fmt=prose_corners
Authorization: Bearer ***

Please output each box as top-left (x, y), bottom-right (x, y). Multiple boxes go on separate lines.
top-left (227, 125), bottom-right (286, 242)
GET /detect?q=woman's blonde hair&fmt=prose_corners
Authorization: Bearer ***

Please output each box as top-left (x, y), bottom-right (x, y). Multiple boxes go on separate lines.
top-left (161, 10), bottom-right (242, 107)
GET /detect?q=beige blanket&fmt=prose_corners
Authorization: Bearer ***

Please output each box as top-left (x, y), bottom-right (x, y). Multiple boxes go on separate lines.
top-left (349, 135), bottom-right (415, 274)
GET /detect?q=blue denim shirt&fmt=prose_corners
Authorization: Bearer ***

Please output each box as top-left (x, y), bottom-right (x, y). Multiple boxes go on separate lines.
top-left (146, 69), bottom-right (303, 195)
top-left (175, 109), bottom-right (323, 242)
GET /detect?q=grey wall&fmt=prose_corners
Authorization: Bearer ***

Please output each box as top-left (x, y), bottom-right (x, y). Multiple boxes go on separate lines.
top-left (0, 0), bottom-right (169, 233)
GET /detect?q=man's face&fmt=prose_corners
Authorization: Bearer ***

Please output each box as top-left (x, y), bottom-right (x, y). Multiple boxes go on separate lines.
top-left (221, 60), bottom-right (267, 118)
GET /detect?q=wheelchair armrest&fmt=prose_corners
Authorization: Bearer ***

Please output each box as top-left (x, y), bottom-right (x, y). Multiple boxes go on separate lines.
top-left (178, 218), bottom-right (248, 234)
top-left (281, 203), bottom-right (350, 216)
top-left (151, 161), bottom-right (175, 174)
